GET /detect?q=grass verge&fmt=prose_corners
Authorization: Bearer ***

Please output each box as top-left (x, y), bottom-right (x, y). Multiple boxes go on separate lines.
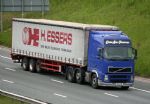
top-left (0, 95), bottom-right (28, 104)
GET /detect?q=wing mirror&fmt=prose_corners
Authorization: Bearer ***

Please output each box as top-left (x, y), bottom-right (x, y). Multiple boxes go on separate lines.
top-left (132, 48), bottom-right (137, 60)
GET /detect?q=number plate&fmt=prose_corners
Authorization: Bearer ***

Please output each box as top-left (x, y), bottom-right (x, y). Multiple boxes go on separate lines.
top-left (115, 83), bottom-right (123, 86)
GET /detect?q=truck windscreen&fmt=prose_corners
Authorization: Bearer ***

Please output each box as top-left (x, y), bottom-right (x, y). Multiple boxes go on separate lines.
top-left (104, 47), bottom-right (133, 60)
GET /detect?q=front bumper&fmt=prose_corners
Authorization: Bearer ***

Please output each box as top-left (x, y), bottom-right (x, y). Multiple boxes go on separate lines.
top-left (98, 79), bottom-right (133, 87)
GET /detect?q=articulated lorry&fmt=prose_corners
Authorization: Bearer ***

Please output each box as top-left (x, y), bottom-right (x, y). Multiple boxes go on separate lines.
top-left (11, 18), bottom-right (137, 89)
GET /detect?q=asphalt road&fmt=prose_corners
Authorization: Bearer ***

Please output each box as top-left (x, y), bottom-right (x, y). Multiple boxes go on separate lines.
top-left (0, 46), bottom-right (150, 104)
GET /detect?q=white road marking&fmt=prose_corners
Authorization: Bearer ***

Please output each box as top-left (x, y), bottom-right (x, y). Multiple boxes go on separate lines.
top-left (54, 93), bottom-right (67, 98)
top-left (0, 89), bottom-right (48, 104)
top-left (5, 68), bottom-right (16, 72)
top-left (130, 87), bottom-right (150, 94)
top-left (2, 79), bottom-right (14, 84)
top-left (104, 93), bottom-right (119, 98)
top-left (0, 55), bottom-right (11, 60)
top-left (51, 79), bottom-right (64, 84)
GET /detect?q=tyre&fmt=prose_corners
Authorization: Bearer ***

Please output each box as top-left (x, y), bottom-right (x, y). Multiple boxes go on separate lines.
top-left (29, 59), bottom-right (36, 72)
top-left (36, 60), bottom-right (42, 73)
top-left (121, 86), bottom-right (129, 90)
top-left (22, 57), bottom-right (29, 71)
top-left (91, 74), bottom-right (99, 89)
top-left (67, 66), bottom-right (75, 83)
top-left (75, 68), bottom-right (85, 84)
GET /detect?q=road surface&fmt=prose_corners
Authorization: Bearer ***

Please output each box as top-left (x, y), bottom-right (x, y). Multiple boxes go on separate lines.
top-left (0, 46), bottom-right (150, 104)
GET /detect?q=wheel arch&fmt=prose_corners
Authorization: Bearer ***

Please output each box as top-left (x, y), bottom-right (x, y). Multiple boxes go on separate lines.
top-left (91, 70), bottom-right (99, 78)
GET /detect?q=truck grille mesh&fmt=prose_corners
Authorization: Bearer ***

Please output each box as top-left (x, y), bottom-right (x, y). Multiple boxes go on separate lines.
top-left (109, 75), bottom-right (129, 83)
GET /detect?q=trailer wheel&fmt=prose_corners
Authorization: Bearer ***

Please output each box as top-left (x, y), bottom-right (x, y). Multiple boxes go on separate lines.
top-left (22, 57), bottom-right (29, 71)
top-left (75, 68), bottom-right (85, 84)
top-left (91, 74), bottom-right (99, 89)
top-left (121, 86), bottom-right (129, 90)
top-left (67, 66), bottom-right (75, 83)
top-left (36, 60), bottom-right (42, 73)
top-left (29, 59), bottom-right (36, 72)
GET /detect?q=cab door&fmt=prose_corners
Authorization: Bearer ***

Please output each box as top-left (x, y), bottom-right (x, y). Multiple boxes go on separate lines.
top-left (87, 31), bottom-right (103, 75)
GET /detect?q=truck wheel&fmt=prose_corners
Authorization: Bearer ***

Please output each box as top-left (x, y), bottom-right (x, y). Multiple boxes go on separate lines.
top-left (67, 66), bottom-right (75, 83)
top-left (91, 74), bottom-right (99, 89)
top-left (29, 59), bottom-right (36, 72)
top-left (22, 57), bottom-right (29, 71)
top-left (75, 68), bottom-right (85, 84)
top-left (36, 60), bottom-right (42, 73)
top-left (121, 86), bottom-right (129, 90)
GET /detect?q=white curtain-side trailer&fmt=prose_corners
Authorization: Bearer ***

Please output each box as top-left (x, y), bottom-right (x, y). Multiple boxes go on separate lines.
top-left (11, 18), bottom-right (136, 89)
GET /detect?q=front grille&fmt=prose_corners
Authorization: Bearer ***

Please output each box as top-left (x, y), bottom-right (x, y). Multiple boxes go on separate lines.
top-left (109, 75), bottom-right (129, 83)
top-left (111, 75), bottom-right (127, 78)
top-left (110, 80), bottom-right (127, 83)
top-left (109, 67), bottom-right (132, 73)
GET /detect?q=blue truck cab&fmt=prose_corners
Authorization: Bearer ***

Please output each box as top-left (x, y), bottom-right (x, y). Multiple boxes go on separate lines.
top-left (87, 30), bottom-right (137, 89)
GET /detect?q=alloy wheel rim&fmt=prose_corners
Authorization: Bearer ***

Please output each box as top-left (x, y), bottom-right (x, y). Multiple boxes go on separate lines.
top-left (29, 64), bottom-right (33, 71)
top-left (76, 71), bottom-right (81, 80)
top-left (92, 77), bottom-right (97, 85)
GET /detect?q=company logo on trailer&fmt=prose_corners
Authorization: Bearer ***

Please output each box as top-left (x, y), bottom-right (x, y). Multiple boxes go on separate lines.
top-left (22, 27), bottom-right (72, 47)
top-left (22, 27), bottom-right (39, 46)
top-left (22, 27), bottom-right (29, 45)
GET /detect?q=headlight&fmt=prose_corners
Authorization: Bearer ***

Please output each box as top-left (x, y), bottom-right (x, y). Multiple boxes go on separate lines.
top-left (131, 75), bottom-right (134, 82)
top-left (104, 75), bottom-right (108, 81)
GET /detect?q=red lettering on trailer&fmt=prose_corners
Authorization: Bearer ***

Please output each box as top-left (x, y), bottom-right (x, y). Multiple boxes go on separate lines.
top-left (51, 31), bottom-right (55, 43)
top-left (59, 32), bottom-right (64, 44)
top-left (63, 33), bottom-right (68, 45)
top-left (41, 30), bottom-right (46, 41)
top-left (47, 31), bottom-right (51, 42)
top-left (45, 30), bottom-right (72, 45)
top-left (68, 33), bottom-right (72, 45)
top-left (55, 32), bottom-right (59, 43)
top-left (22, 27), bottom-right (72, 47)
